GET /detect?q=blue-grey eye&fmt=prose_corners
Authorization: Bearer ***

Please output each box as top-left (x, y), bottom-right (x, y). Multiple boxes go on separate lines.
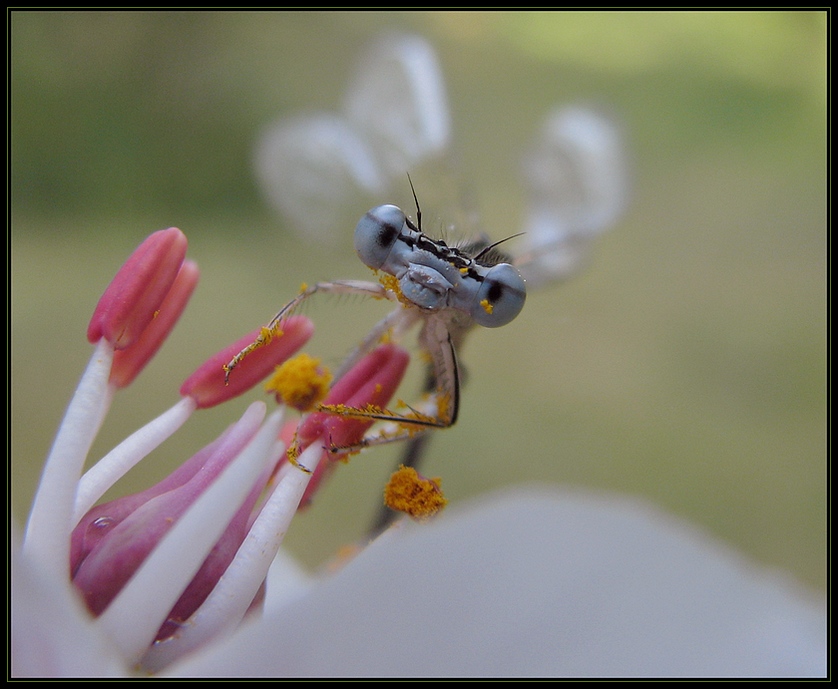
top-left (354, 205), bottom-right (406, 271)
top-left (470, 263), bottom-right (527, 328)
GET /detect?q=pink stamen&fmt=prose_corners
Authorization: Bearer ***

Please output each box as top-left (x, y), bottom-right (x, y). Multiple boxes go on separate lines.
top-left (87, 227), bottom-right (188, 349)
top-left (70, 404), bottom-right (265, 621)
top-left (110, 260), bottom-right (199, 388)
top-left (295, 344), bottom-right (410, 505)
top-left (180, 316), bottom-right (314, 409)
top-left (299, 343), bottom-right (410, 449)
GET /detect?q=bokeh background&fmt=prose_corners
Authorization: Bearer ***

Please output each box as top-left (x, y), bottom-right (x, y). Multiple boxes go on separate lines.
top-left (11, 11), bottom-right (825, 592)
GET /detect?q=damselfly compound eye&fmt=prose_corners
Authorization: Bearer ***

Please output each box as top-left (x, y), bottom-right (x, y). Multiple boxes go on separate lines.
top-left (354, 204), bottom-right (407, 271)
top-left (470, 262), bottom-right (527, 328)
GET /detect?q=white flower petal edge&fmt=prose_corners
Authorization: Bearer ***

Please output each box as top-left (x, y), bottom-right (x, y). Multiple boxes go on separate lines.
top-left (11, 525), bottom-right (123, 678)
top-left (169, 487), bottom-right (826, 678)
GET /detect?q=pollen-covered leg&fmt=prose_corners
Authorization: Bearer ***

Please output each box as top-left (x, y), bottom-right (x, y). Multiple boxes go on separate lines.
top-left (318, 315), bottom-right (460, 455)
top-left (223, 280), bottom-right (393, 382)
top-left (318, 392), bottom-right (454, 456)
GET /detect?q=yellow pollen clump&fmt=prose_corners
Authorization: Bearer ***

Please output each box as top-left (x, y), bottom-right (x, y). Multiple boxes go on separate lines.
top-left (380, 273), bottom-right (413, 307)
top-left (265, 353), bottom-right (332, 412)
top-left (480, 298), bottom-right (494, 315)
top-left (317, 402), bottom-right (388, 419)
top-left (259, 324), bottom-right (283, 346)
top-left (383, 465), bottom-right (447, 520)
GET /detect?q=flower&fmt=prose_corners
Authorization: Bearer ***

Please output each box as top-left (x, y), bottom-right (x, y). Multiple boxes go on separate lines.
top-left (12, 228), bottom-right (825, 678)
top-left (14, 488), bottom-right (827, 678)
top-left (14, 227), bottom-right (409, 674)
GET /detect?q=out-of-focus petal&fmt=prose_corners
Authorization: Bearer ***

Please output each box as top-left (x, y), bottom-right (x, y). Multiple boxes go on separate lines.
top-left (11, 525), bottom-right (125, 678)
top-left (168, 488), bottom-right (826, 678)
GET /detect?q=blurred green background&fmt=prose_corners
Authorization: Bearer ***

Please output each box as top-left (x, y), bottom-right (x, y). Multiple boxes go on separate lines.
top-left (11, 11), bottom-right (825, 591)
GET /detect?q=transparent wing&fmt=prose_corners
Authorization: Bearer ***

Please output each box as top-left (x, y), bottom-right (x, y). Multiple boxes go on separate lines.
top-left (515, 107), bottom-right (628, 289)
top-left (344, 33), bottom-right (450, 184)
top-left (253, 33), bottom-right (451, 245)
top-left (254, 114), bottom-right (383, 243)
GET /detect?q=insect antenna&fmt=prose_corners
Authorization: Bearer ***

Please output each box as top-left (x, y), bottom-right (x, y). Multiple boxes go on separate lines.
top-left (472, 232), bottom-right (526, 263)
top-left (407, 172), bottom-right (422, 232)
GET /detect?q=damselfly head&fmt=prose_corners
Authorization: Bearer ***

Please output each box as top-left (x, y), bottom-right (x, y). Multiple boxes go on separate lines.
top-left (354, 204), bottom-right (526, 328)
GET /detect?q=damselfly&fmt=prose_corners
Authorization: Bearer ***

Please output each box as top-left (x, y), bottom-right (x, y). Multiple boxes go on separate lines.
top-left (229, 33), bottom-right (627, 529)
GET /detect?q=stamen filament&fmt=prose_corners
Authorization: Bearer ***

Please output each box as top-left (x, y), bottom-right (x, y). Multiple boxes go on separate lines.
top-left (23, 339), bottom-right (115, 573)
top-left (139, 442), bottom-right (322, 672)
top-left (72, 396), bottom-right (198, 524)
top-left (95, 403), bottom-right (281, 664)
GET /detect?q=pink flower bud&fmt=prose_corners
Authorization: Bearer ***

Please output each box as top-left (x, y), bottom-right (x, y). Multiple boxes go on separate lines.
top-left (299, 343), bottom-right (410, 449)
top-left (87, 228), bottom-right (188, 349)
top-left (70, 405), bottom-right (264, 635)
top-left (180, 316), bottom-right (314, 409)
top-left (296, 344), bottom-right (410, 505)
top-left (110, 260), bottom-right (199, 388)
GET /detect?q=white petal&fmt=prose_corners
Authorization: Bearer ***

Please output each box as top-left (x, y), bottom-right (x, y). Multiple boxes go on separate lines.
top-left (169, 487), bottom-right (825, 678)
top-left (11, 525), bottom-right (126, 678)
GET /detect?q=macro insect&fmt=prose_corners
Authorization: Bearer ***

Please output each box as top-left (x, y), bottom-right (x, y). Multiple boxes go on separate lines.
top-left (225, 192), bottom-right (526, 446)
top-left (231, 33), bottom-right (627, 531)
